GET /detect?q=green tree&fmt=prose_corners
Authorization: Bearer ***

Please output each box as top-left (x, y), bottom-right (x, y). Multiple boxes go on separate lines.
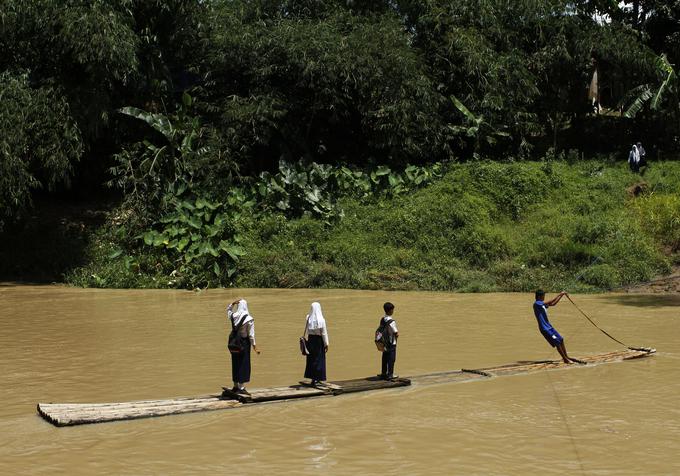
top-left (397, 0), bottom-right (652, 153)
top-left (0, 73), bottom-right (83, 227)
top-left (193, 1), bottom-right (448, 173)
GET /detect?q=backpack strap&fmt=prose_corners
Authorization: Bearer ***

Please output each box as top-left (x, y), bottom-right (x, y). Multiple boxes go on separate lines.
top-left (232, 314), bottom-right (248, 332)
top-left (302, 317), bottom-right (309, 338)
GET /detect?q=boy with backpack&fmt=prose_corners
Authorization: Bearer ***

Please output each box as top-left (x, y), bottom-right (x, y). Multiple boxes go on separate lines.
top-left (376, 302), bottom-right (399, 380)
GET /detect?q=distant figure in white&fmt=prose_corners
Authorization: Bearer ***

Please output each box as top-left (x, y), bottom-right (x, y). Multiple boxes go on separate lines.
top-left (303, 302), bottom-right (329, 386)
top-left (636, 141), bottom-right (646, 168)
top-left (227, 298), bottom-right (260, 395)
top-left (628, 144), bottom-right (640, 173)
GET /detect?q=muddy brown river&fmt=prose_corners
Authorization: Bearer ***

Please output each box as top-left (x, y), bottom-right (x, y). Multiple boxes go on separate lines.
top-left (1, 285), bottom-right (678, 475)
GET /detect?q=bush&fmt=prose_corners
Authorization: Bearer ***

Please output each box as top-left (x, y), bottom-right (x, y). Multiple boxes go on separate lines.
top-left (67, 159), bottom-right (678, 291)
top-left (466, 161), bottom-right (555, 219)
top-left (580, 264), bottom-right (620, 290)
top-left (631, 193), bottom-right (680, 251)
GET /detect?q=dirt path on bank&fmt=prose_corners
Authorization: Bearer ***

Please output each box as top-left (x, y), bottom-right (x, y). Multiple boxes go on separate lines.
top-left (622, 265), bottom-right (680, 293)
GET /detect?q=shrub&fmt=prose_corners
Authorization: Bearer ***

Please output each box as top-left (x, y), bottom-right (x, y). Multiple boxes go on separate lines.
top-left (467, 161), bottom-right (554, 220)
top-left (631, 193), bottom-right (680, 251)
top-left (580, 264), bottom-right (620, 290)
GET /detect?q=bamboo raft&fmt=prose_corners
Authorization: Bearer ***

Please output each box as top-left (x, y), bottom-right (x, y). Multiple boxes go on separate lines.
top-left (37, 348), bottom-right (654, 427)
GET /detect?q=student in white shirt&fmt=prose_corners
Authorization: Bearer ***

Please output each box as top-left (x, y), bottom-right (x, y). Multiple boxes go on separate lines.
top-left (379, 302), bottom-right (399, 380)
top-left (227, 299), bottom-right (260, 395)
top-left (303, 302), bottom-right (329, 385)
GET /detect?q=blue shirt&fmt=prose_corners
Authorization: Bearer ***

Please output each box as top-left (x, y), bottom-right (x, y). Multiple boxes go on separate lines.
top-left (533, 300), bottom-right (554, 332)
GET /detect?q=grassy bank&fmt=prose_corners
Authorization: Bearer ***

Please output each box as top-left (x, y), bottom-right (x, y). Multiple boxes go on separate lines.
top-left (60, 158), bottom-right (680, 292)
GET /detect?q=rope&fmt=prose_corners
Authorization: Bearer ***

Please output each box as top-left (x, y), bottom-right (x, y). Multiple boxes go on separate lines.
top-left (565, 294), bottom-right (652, 353)
top-left (544, 369), bottom-right (587, 475)
top-left (534, 314), bottom-right (586, 475)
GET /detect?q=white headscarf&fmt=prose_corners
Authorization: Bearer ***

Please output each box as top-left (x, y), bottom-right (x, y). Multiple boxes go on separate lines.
top-left (630, 144), bottom-right (640, 164)
top-left (306, 302), bottom-right (326, 331)
top-left (231, 299), bottom-right (253, 325)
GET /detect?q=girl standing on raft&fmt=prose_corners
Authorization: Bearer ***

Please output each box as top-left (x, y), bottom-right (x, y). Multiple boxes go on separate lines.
top-left (303, 302), bottom-right (329, 386)
top-left (227, 299), bottom-right (260, 395)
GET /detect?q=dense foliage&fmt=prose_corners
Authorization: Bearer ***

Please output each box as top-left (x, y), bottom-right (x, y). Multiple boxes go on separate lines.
top-left (2, 0), bottom-right (680, 289)
top-left (0, 73), bottom-right (82, 226)
top-left (68, 159), bottom-right (680, 291)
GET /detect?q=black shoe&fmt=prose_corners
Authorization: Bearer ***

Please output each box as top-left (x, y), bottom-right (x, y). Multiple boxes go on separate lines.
top-left (231, 386), bottom-right (239, 392)
top-left (377, 374), bottom-right (387, 380)
top-left (389, 375), bottom-right (399, 381)
top-left (237, 388), bottom-right (250, 395)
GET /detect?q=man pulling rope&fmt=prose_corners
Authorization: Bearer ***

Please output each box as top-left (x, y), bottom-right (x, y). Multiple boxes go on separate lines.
top-left (532, 289), bottom-right (584, 364)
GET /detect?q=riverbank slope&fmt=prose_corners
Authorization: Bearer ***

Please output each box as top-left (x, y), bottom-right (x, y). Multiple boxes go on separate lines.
top-left (3, 159), bottom-right (679, 292)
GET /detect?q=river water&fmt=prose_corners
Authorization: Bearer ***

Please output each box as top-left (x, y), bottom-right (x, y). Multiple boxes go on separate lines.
top-left (1, 285), bottom-right (678, 475)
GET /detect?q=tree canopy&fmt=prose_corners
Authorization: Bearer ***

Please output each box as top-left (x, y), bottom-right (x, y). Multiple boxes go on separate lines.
top-left (1, 0), bottom-right (679, 226)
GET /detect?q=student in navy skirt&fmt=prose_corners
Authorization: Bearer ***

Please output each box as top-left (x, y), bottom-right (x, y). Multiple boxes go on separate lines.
top-left (227, 298), bottom-right (260, 394)
top-left (303, 302), bottom-right (329, 385)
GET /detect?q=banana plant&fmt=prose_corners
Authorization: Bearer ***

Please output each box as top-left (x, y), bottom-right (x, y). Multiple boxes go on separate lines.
top-left (622, 54), bottom-right (679, 132)
top-left (449, 96), bottom-right (510, 157)
top-left (110, 92), bottom-right (208, 204)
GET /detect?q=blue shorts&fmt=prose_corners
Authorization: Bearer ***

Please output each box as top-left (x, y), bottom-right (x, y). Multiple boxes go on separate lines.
top-left (540, 328), bottom-right (563, 347)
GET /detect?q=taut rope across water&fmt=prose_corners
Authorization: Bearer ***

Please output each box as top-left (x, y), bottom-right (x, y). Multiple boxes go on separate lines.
top-left (565, 295), bottom-right (654, 353)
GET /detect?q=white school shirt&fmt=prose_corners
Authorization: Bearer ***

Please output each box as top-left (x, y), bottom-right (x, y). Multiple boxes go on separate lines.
top-left (227, 304), bottom-right (256, 346)
top-left (383, 315), bottom-right (398, 346)
top-left (304, 317), bottom-right (329, 346)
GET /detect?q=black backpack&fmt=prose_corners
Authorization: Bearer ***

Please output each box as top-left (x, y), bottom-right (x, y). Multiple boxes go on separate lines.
top-left (374, 317), bottom-right (394, 352)
top-left (228, 315), bottom-right (249, 354)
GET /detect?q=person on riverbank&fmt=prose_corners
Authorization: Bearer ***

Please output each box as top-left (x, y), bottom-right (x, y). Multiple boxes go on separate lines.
top-left (378, 302), bottom-right (399, 380)
top-left (227, 298), bottom-right (260, 394)
top-left (628, 144), bottom-right (640, 172)
top-left (303, 302), bottom-right (329, 386)
top-left (533, 290), bottom-right (575, 364)
top-left (637, 141), bottom-right (646, 168)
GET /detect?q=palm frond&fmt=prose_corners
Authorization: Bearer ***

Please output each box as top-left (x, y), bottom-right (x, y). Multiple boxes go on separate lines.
top-left (651, 55), bottom-right (676, 110)
top-left (118, 107), bottom-right (174, 142)
top-left (623, 86), bottom-right (654, 118)
top-left (450, 95), bottom-right (477, 123)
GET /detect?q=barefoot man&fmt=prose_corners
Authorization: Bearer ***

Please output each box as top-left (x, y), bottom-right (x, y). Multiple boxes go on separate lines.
top-left (533, 289), bottom-right (576, 363)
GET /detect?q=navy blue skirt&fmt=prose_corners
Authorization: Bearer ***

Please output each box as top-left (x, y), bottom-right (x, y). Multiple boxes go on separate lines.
top-left (231, 343), bottom-right (251, 383)
top-left (304, 335), bottom-right (327, 381)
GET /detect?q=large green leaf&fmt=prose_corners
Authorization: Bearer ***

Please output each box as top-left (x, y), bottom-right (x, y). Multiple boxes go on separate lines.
top-left (142, 231), bottom-right (156, 246)
top-left (219, 241), bottom-right (245, 261)
top-left (176, 237), bottom-right (190, 251)
top-left (118, 107), bottom-right (174, 142)
top-left (450, 95), bottom-right (477, 123)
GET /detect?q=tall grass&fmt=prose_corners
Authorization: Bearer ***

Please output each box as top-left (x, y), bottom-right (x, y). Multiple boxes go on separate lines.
top-left (235, 159), bottom-right (677, 292)
top-left (68, 159), bottom-right (679, 291)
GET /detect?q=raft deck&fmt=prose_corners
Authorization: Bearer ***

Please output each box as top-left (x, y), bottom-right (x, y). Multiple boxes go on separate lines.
top-left (37, 348), bottom-right (654, 427)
